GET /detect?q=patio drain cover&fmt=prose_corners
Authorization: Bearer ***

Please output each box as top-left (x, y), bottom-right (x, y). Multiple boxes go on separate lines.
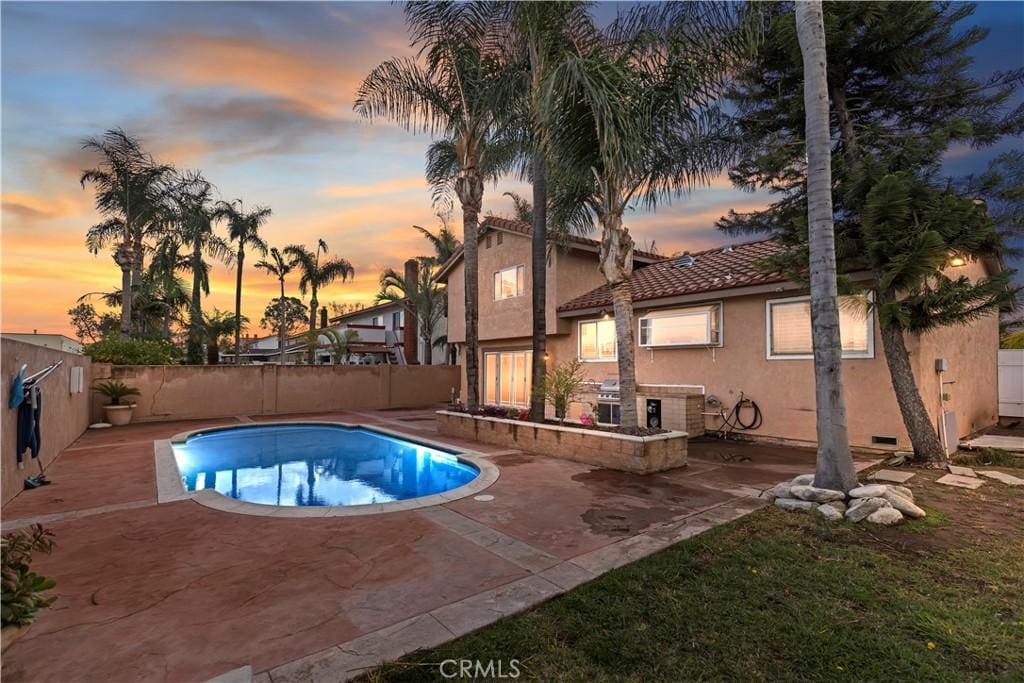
top-left (474, 494), bottom-right (495, 502)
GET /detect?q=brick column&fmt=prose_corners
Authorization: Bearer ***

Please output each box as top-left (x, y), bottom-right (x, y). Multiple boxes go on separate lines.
top-left (403, 258), bottom-right (419, 364)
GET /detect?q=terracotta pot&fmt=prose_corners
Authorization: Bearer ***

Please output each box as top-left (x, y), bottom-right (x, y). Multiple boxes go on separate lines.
top-left (1, 623), bottom-right (32, 651)
top-left (103, 404), bottom-right (135, 426)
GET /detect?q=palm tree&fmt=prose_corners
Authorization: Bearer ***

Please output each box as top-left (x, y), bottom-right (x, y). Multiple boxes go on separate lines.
top-left (80, 129), bottom-right (174, 335)
top-left (355, 0), bottom-right (513, 410)
top-left (501, 1), bottom-right (594, 421)
top-left (214, 199), bottom-right (271, 364)
top-left (167, 172), bottom-right (235, 364)
top-left (377, 260), bottom-right (446, 365)
top-left (321, 328), bottom-right (360, 365)
top-left (284, 240), bottom-right (355, 337)
top-left (254, 247), bottom-right (299, 364)
top-left (541, 4), bottom-right (756, 428)
top-left (795, 1), bottom-right (857, 492)
top-left (412, 213), bottom-right (461, 265)
top-left (203, 309), bottom-right (248, 365)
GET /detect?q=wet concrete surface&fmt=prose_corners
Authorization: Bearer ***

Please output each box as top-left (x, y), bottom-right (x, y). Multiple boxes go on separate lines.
top-left (0, 412), bottom-right (873, 682)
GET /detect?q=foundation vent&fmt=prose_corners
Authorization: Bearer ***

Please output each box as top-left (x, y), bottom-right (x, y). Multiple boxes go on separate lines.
top-left (871, 435), bottom-right (899, 446)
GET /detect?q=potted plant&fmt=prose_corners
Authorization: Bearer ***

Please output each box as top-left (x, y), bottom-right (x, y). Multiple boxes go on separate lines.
top-left (93, 380), bottom-right (140, 426)
top-left (1, 524), bottom-right (57, 651)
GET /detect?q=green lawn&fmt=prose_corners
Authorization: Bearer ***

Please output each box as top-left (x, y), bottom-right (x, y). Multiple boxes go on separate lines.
top-left (365, 471), bottom-right (1024, 682)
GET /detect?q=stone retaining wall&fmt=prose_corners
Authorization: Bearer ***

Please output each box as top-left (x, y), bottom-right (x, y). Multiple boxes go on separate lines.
top-left (437, 410), bottom-right (688, 474)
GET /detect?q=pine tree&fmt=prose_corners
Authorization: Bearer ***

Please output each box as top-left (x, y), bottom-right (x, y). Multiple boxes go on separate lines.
top-left (721, 2), bottom-right (1022, 462)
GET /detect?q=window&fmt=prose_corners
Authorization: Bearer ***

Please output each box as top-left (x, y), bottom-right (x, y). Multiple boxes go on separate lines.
top-left (579, 319), bottom-right (617, 361)
top-left (484, 351), bottom-right (533, 407)
top-left (370, 315), bottom-right (382, 327)
top-left (766, 294), bottom-right (873, 359)
top-left (493, 265), bottom-right (525, 300)
top-left (392, 311), bottom-right (403, 329)
top-left (639, 304), bottom-right (721, 348)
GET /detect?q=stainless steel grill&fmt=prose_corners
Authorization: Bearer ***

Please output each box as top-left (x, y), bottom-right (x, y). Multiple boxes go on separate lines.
top-left (596, 379), bottom-right (621, 425)
top-left (597, 379), bottom-right (620, 402)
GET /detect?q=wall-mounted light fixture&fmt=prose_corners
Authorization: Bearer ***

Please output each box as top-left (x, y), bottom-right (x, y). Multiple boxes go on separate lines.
top-left (948, 255), bottom-right (967, 267)
top-left (600, 310), bottom-right (611, 319)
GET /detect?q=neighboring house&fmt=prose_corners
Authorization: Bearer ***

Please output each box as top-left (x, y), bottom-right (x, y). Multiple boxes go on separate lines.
top-left (231, 299), bottom-right (448, 366)
top-left (1, 332), bottom-right (83, 354)
top-left (439, 217), bottom-right (999, 452)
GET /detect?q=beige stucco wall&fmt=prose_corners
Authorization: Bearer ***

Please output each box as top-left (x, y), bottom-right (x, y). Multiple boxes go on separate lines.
top-left (445, 229), bottom-right (608, 344)
top-left (1, 339), bottom-right (93, 505)
top-left (92, 364), bottom-right (460, 422)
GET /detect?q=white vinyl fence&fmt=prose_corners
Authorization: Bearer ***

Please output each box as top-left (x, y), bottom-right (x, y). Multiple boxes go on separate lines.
top-left (998, 349), bottom-right (1024, 417)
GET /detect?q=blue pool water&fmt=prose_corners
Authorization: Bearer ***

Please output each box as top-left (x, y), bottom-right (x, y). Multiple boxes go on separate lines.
top-left (172, 424), bottom-right (478, 507)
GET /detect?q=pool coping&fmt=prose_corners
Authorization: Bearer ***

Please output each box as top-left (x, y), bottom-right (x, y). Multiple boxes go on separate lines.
top-left (153, 420), bottom-right (500, 518)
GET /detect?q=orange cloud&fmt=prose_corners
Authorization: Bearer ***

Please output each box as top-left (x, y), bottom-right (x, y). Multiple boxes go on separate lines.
top-left (320, 176), bottom-right (430, 199)
top-left (127, 33), bottom-right (364, 121)
top-left (1, 192), bottom-right (83, 220)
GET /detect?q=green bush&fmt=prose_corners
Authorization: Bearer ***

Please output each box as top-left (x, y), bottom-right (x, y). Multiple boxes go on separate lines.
top-left (1, 525), bottom-right (57, 628)
top-left (82, 335), bottom-right (181, 365)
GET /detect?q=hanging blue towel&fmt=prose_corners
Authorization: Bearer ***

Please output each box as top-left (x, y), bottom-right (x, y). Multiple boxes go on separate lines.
top-left (9, 366), bottom-right (26, 409)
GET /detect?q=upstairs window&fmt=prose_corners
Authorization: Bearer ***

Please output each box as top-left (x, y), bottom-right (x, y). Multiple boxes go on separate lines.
top-left (493, 265), bottom-right (525, 300)
top-left (639, 304), bottom-right (722, 348)
top-left (579, 319), bottom-right (617, 361)
top-left (767, 293), bottom-right (872, 359)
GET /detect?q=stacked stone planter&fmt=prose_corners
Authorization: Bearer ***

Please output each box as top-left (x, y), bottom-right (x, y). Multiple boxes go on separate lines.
top-left (764, 474), bottom-right (925, 525)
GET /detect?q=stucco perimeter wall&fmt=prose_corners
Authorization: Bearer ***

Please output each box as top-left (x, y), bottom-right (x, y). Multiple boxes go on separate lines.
top-left (437, 410), bottom-right (688, 473)
top-left (92, 364), bottom-right (460, 422)
top-left (1, 339), bottom-right (93, 505)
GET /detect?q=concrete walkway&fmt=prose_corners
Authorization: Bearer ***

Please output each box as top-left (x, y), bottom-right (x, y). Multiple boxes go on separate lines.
top-left (0, 408), bottom-right (877, 682)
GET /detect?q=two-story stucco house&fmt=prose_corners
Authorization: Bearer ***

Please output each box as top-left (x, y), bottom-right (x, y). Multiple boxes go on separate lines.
top-left (438, 216), bottom-right (999, 452)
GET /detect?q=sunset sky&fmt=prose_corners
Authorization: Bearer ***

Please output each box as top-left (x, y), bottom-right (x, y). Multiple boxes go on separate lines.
top-left (2, 1), bottom-right (1021, 339)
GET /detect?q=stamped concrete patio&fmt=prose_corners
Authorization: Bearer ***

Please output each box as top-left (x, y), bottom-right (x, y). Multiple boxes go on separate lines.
top-left (1, 408), bottom-right (878, 682)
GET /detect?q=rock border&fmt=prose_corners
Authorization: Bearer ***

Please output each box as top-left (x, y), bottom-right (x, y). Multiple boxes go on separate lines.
top-left (763, 473), bottom-right (925, 525)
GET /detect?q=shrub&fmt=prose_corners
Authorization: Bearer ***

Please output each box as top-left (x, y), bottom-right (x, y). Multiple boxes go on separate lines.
top-left (1, 525), bottom-right (57, 628)
top-left (83, 335), bottom-right (181, 365)
top-left (537, 359), bottom-right (587, 423)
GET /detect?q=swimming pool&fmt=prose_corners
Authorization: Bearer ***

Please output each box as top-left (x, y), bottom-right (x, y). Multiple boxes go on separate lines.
top-left (171, 424), bottom-right (480, 507)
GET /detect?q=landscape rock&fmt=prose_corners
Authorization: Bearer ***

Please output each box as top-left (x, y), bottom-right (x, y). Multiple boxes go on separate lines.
top-left (775, 498), bottom-right (817, 513)
top-left (791, 474), bottom-right (815, 486)
top-left (790, 485), bottom-right (846, 503)
top-left (880, 489), bottom-right (926, 519)
top-left (866, 507), bottom-right (904, 526)
top-left (887, 484), bottom-right (914, 501)
top-left (848, 484), bottom-right (888, 499)
top-left (845, 497), bottom-right (891, 523)
top-left (976, 470), bottom-right (1024, 486)
top-left (767, 482), bottom-right (794, 500)
top-left (819, 500), bottom-right (847, 515)
top-left (816, 504), bottom-right (843, 522)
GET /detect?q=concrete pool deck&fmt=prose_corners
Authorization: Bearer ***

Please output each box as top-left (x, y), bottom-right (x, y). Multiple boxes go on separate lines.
top-left (1, 407), bottom-right (880, 682)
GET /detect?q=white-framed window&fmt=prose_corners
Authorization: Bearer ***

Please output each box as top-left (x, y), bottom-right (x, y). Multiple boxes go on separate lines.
top-left (493, 265), bottom-right (525, 300)
top-left (639, 303), bottom-right (722, 348)
top-left (483, 350), bottom-right (533, 407)
top-left (370, 315), bottom-right (382, 327)
top-left (578, 318), bottom-right (617, 361)
top-left (766, 293), bottom-right (873, 360)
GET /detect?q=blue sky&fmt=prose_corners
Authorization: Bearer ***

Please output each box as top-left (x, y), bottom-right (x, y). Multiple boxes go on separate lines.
top-left (2, 1), bottom-right (1021, 335)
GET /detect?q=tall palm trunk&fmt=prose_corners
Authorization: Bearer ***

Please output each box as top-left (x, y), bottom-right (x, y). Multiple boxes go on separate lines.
top-left (234, 246), bottom-right (245, 364)
top-left (278, 278), bottom-right (287, 365)
top-left (876, 288), bottom-right (946, 461)
top-left (456, 167), bottom-right (483, 410)
top-left (187, 245), bottom-right (204, 364)
top-left (114, 242), bottom-right (133, 336)
top-left (797, 0), bottom-right (857, 491)
top-left (308, 288), bottom-right (319, 331)
top-left (598, 212), bottom-right (639, 429)
top-left (421, 326), bottom-right (433, 365)
top-left (529, 152), bottom-right (548, 422)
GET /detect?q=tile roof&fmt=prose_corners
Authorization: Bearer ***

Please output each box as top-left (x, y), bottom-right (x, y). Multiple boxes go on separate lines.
top-left (434, 216), bottom-right (662, 281)
top-left (557, 238), bottom-right (787, 313)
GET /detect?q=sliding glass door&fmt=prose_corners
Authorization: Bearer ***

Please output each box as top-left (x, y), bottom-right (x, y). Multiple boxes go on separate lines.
top-left (483, 350), bottom-right (533, 408)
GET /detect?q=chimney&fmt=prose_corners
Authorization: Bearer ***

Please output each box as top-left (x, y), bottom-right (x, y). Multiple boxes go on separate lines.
top-left (403, 258), bottom-right (419, 364)
top-left (320, 306), bottom-right (328, 328)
